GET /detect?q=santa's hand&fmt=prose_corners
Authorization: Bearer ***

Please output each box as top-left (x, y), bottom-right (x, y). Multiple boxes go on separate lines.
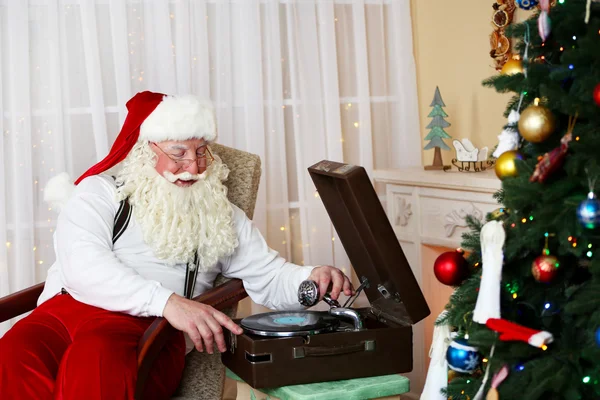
top-left (163, 294), bottom-right (243, 354)
top-left (307, 265), bottom-right (353, 301)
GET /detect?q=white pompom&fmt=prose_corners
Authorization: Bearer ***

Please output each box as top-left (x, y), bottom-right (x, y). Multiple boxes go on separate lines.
top-left (44, 172), bottom-right (75, 213)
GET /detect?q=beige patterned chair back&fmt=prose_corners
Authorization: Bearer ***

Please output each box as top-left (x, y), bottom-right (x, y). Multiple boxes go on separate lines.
top-left (173, 143), bottom-right (261, 399)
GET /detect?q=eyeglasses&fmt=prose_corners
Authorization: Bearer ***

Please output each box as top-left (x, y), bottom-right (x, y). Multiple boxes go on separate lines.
top-left (151, 142), bottom-right (215, 170)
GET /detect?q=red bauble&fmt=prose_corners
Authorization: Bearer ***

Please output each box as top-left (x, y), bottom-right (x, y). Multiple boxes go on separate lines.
top-left (532, 254), bottom-right (560, 283)
top-left (594, 83), bottom-right (600, 107)
top-left (433, 249), bottom-right (469, 286)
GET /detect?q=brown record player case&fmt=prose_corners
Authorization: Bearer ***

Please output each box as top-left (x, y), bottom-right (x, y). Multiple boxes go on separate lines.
top-left (221, 160), bottom-right (430, 389)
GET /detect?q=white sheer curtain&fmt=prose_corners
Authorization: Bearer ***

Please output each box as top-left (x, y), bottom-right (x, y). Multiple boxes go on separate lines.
top-left (0, 0), bottom-right (420, 334)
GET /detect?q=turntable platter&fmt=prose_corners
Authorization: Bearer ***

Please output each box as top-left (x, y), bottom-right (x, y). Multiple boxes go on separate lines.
top-left (240, 311), bottom-right (340, 337)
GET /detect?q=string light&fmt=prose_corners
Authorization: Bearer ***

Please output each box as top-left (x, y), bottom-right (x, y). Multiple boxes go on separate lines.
top-left (572, 36), bottom-right (577, 40)
top-left (545, 303), bottom-right (551, 309)
top-left (542, 345), bottom-right (548, 351)
top-left (353, 122), bottom-right (359, 128)
top-left (513, 293), bottom-right (518, 299)
top-left (280, 226), bottom-right (285, 231)
top-left (583, 376), bottom-right (591, 384)
top-left (517, 364), bottom-right (525, 371)
top-left (587, 251), bottom-right (593, 257)
top-left (38, 261), bottom-right (43, 265)
top-left (5, 242), bottom-right (10, 248)
top-left (569, 65), bottom-right (574, 70)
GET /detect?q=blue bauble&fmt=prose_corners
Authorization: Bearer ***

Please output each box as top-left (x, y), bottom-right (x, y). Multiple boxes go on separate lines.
top-left (577, 192), bottom-right (600, 229)
top-left (446, 338), bottom-right (482, 374)
top-left (516, 0), bottom-right (539, 10)
top-left (596, 327), bottom-right (600, 347)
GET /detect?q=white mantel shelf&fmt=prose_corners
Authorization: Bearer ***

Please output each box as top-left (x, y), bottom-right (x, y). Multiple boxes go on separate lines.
top-left (370, 167), bottom-right (503, 398)
top-left (374, 167), bottom-right (501, 194)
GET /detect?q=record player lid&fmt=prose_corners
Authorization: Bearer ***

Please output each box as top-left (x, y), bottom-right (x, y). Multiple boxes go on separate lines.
top-left (308, 161), bottom-right (430, 325)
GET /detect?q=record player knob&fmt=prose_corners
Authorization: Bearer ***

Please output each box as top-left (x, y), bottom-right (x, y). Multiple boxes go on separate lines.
top-left (298, 280), bottom-right (320, 307)
top-left (298, 280), bottom-right (341, 308)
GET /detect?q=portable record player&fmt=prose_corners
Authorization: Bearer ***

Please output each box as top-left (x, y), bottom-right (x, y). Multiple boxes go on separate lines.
top-left (221, 160), bottom-right (430, 389)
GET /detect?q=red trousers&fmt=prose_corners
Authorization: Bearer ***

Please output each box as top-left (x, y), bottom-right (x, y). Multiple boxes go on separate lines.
top-left (0, 293), bottom-right (185, 400)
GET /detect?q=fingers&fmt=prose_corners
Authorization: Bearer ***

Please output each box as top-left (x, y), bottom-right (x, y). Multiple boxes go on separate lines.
top-left (317, 274), bottom-right (330, 301)
top-left (329, 269), bottom-right (344, 300)
top-left (195, 319), bottom-right (215, 354)
top-left (204, 314), bottom-right (226, 353)
top-left (342, 276), bottom-right (352, 296)
top-left (213, 310), bottom-right (244, 335)
top-left (187, 322), bottom-right (204, 353)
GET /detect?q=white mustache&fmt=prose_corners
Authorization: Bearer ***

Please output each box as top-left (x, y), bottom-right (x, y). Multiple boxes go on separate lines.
top-left (163, 171), bottom-right (205, 183)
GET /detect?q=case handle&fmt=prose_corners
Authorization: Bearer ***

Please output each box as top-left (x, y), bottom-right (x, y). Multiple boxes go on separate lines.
top-left (293, 340), bottom-right (375, 358)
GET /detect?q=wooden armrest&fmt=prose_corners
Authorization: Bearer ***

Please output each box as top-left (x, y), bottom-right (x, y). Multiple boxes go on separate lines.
top-left (0, 282), bottom-right (45, 323)
top-left (134, 278), bottom-right (248, 400)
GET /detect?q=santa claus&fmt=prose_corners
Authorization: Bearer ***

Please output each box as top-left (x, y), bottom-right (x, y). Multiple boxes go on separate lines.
top-left (0, 91), bottom-right (352, 400)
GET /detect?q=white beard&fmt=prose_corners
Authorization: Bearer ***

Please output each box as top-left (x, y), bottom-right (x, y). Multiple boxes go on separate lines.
top-left (114, 142), bottom-right (239, 272)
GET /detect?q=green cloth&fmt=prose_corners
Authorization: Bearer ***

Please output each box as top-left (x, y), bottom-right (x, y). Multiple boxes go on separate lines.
top-left (226, 368), bottom-right (410, 400)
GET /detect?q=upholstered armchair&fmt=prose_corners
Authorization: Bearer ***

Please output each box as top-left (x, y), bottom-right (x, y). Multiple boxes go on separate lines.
top-left (0, 143), bottom-right (262, 400)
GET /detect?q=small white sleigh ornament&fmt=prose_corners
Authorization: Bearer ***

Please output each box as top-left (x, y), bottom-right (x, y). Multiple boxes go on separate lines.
top-left (445, 138), bottom-right (494, 172)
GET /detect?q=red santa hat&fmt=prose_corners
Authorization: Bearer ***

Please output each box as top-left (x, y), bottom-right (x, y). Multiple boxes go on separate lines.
top-left (45, 91), bottom-right (217, 210)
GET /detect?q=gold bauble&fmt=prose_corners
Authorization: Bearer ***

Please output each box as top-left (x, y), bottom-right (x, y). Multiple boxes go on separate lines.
top-left (495, 150), bottom-right (523, 180)
top-left (518, 105), bottom-right (556, 143)
top-left (500, 58), bottom-right (523, 75)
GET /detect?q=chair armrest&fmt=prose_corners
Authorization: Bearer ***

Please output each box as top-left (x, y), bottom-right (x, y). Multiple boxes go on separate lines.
top-left (0, 282), bottom-right (45, 323)
top-left (134, 278), bottom-right (248, 400)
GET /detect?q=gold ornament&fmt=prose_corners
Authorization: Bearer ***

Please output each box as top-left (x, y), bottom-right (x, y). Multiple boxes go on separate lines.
top-left (500, 58), bottom-right (523, 75)
top-left (487, 388), bottom-right (499, 400)
top-left (495, 150), bottom-right (523, 180)
top-left (518, 104), bottom-right (556, 143)
top-left (489, 207), bottom-right (509, 220)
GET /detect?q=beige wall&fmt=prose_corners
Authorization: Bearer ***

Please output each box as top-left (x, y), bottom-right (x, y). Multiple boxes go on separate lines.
top-left (410, 0), bottom-right (517, 167)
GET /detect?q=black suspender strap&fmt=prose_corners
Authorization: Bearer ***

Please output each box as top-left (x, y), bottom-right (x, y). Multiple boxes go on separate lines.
top-left (111, 176), bottom-right (132, 245)
top-left (112, 199), bottom-right (132, 244)
top-left (184, 253), bottom-right (200, 299)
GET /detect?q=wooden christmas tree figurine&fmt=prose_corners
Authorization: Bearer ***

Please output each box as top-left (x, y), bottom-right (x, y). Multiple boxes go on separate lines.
top-left (424, 86), bottom-right (451, 170)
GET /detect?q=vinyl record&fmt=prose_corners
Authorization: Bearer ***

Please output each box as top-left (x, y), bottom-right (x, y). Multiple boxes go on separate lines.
top-left (241, 311), bottom-right (340, 337)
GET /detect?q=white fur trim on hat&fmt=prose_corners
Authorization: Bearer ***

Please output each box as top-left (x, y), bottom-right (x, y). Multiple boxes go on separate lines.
top-left (139, 95), bottom-right (217, 143)
top-left (528, 331), bottom-right (554, 348)
top-left (44, 172), bottom-right (76, 213)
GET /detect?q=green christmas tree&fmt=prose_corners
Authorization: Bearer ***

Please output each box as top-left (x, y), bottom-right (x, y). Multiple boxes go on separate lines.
top-left (424, 86), bottom-right (452, 170)
top-left (432, 1), bottom-right (600, 399)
